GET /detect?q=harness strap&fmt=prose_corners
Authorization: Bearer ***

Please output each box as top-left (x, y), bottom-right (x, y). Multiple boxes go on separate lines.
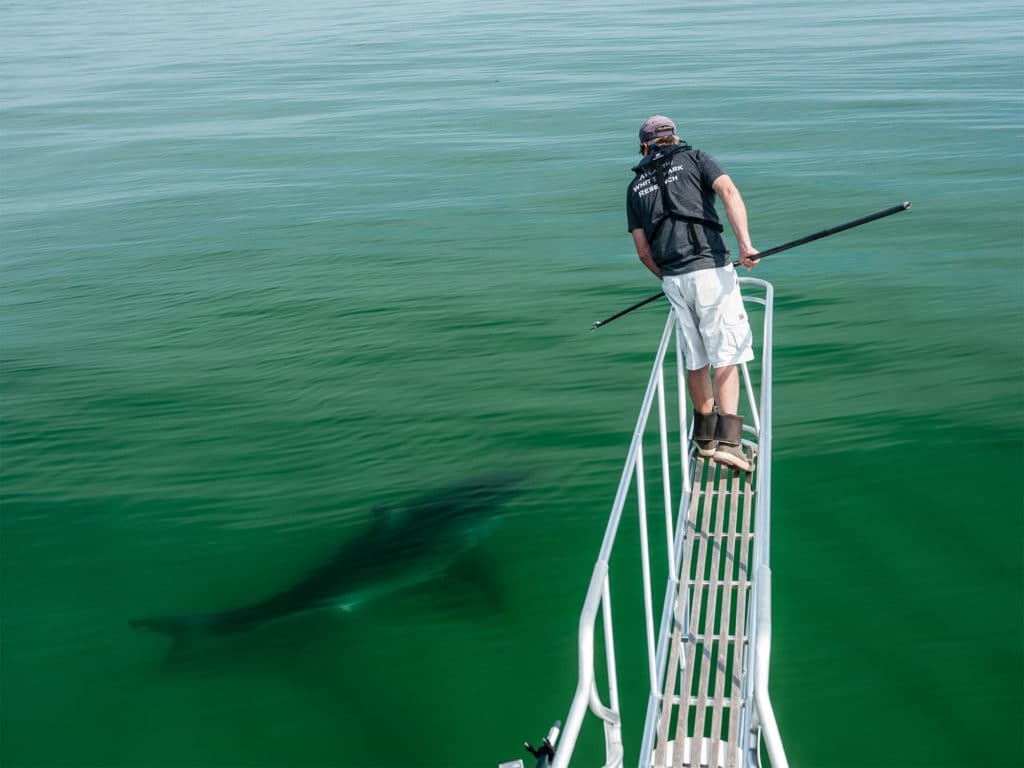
top-left (647, 152), bottom-right (723, 245)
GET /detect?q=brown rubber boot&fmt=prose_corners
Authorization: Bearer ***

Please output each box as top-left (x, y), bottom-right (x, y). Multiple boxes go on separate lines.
top-left (712, 413), bottom-right (752, 472)
top-left (692, 410), bottom-right (718, 458)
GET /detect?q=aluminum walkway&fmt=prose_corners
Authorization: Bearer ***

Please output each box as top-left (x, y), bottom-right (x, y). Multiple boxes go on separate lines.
top-left (549, 278), bottom-right (786, 768)
top-left (654, 458), bottom-right (756, 768)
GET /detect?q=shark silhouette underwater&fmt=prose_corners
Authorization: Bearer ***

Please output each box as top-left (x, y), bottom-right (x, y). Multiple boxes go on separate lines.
top-left (130, 473), bottom-right (527, 646)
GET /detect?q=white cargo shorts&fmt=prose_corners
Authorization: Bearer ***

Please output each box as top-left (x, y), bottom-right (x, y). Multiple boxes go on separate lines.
top-left (662, 264), bottom-right (754, 370)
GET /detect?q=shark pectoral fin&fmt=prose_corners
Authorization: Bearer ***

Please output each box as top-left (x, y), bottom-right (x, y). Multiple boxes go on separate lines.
top-left (131, 614), bottom-right (219, 670)
top-left (444, 550), bottom-right (504, 611)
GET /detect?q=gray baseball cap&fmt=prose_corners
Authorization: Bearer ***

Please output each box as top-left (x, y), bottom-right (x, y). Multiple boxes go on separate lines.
top-left (639, 115), bottom-right (677, 143)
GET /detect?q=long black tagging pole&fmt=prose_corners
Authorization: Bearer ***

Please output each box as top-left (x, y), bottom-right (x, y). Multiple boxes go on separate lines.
top-left (590, 201), bottom-right (911, 331)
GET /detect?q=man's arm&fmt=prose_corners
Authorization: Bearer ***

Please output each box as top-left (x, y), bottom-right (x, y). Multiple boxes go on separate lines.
top-left (712, 174), bottom-right (760, 269)
top-left (631, 228), bottom-right (662, 280)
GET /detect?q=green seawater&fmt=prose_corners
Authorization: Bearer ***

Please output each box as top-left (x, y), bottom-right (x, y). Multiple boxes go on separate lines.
top-left (2, 1), bottom-right (1021, 766)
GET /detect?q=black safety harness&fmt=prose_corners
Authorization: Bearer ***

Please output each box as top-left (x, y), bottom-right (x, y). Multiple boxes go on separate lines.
top-left (641, 147), bottom-right (723, 254)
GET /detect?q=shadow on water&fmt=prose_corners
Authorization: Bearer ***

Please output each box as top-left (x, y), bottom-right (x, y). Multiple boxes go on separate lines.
top-left (114, 472), bottom-right (547, 766)
top-left (128, 472), bottom-right (531, 646)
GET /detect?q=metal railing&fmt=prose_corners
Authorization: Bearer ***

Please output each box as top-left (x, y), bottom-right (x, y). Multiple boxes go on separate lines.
top-left (552, 278), bottom-right (786, 768)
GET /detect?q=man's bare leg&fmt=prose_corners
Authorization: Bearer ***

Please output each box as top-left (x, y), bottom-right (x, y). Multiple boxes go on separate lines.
top-left (687, 366), bottom-right (717, 457)
top-left (713, 364), bottom-right (739, 414)
top-left (687, 365), bottom-right (715, 413)
top-left (710, 364), bottom-right (751, 471)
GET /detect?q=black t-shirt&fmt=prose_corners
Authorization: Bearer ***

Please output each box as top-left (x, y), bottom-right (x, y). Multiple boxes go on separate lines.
top-left (626, 145), bottom-right (730, 275)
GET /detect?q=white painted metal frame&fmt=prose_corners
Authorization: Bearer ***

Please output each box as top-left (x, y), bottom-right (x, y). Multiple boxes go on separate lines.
top-left (551, 278), bottom-right (786, 768)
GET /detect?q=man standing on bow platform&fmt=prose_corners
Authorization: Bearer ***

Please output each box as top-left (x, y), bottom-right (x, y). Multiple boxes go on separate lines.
top-left (626, 115), bottom-right (760, 472)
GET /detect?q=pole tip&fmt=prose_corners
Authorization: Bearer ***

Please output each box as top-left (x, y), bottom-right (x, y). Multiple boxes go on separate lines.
top-left (590, 321), bottom-right (602, 331)
top-left (902, 201), bottom-right (912, 209)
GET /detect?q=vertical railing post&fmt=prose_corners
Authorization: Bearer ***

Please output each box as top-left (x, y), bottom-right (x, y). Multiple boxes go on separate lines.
top-left (601, 576), bottom-right (624, 767)
top-left (676, 322), bottom-right (692, 495)
top-left (635, 442), bottom-right (658, 696)
top-left (741, 361), bottom-right (760, 435)
top-left (656, 364), bottom-right (677, 581)
top-left (601, 574), bottom-right (620, 717)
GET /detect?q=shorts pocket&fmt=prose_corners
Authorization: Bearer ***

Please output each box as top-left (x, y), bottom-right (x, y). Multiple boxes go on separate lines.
top-left (720, 295), bottom-right (750, 347)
